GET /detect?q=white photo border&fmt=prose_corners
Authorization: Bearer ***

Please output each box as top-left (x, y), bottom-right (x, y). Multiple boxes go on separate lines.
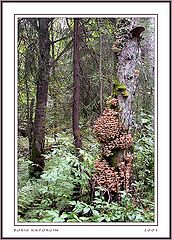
top-left (2, 1), bottom-right (171, 239)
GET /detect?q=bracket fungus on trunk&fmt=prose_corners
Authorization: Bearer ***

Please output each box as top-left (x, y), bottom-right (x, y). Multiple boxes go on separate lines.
top-left (130, 26), bottom-right (145, 39)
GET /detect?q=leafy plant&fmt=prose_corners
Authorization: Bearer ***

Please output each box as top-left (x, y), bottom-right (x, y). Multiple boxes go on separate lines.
top-left (18, 128), bottom-right (154, 223)
top-left (133, 111), bottom-right (154, 211)
top-left (18, 132), bottom-right (99, 222)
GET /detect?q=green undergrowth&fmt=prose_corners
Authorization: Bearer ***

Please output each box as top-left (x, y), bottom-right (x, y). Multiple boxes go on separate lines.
top-left (133, 112), bottom-right (154, 210)
top-left (18, 119), bottom-right (154, 223)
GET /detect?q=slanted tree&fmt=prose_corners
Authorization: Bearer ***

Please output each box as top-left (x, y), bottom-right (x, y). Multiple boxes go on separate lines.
top-left (72, 18), bottom-right (82, 151)
top-left (31, 18), bottom-right (50, 177)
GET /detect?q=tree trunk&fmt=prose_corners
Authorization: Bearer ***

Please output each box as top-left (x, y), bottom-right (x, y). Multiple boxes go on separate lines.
top-left (24, 51), bottom-right (34, 159)
top-left (28, 98), bottom-right (34, 157)
top-left (93, 19), bottom-right (144, 195)
top-left (31, 18), bottom-right (50, 177)
top-left (50, 19), bottom-right (58, 140)
top-left (72, 18), bottom-right (82, 151)
top-left (24, 51), bottom-right (30, 137)
top-left (115, 20), bottom-right (144, 191)
top-left (141, 17), bottom-right (155, 114)
top-left (117, 38), bottom-right (139, 132)
top-left (99, 20), bottom-right (103, 114)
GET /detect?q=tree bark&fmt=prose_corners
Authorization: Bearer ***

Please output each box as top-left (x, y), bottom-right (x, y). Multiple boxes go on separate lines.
top-left (24, 51), bottom-right (30, 136)
top-left (115, 20), bottom-right (143, 191)
top-left (117, 37), bottom-right (139, 132)
top-left (93, 18), bottom-right (143, 194)
top-left (109, 19), bottom-right (142, 191)
top-left (140, 18), bottom-right (155, 113)
top-left (50, 19), bottom-right (58, 140)
top-left (24, 51), bottom-right (34, 159)
top-left (72, 18), bottom-right (82, 151)
top-left (28, 98), bottom-right (34, 157)
top-left (99, 20), bottom-right (103, 114)
top-left (31, 18), bottom-right (50, 177)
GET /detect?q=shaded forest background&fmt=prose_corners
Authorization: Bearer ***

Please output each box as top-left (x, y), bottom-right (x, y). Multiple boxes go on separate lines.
top-left (18, 17), bottom-right (155, 223)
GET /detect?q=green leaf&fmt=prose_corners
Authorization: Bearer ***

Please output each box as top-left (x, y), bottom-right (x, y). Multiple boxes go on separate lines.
top-left (67, 219), bottom-right (78, 222)
top-left (83, 206), bottom-right (90, 214)
top-left (105, 215), bottom-right (111, 222)
top-left (29, 219), bottom-right (39, 222)
top-left (69, 201), bottom-right (76, 206)
top-left (74, 202), bottom-right (84, 213)
top-left (73, 214), bottom-right (82, 222)
top-left (46, 210), bottom-right (59, 218)
top-left (141, 118), bottom-right (149, 124)
top-left (53, 217), bottom-right (65, 222)
top-left (95, 190), bottom-right (100, 197)
top-left (92, 210), bottom-right (100, 217)
top-left (97, 216), bottom-right (105, 222)
top-left (60, 212), bottom-right (68, 219)
top-left (79, 216), bottom-right (89, 222)
top-left (52, 149), bottom-right (57, 155)
top-left (93, 198), bottom-right (102, 204)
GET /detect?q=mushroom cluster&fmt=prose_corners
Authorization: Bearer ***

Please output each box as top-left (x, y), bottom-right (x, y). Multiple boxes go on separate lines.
top-left (93, 153), bottom-right (133, 194)
top-left (93, 108), bottom-right (122, 143)
top-left (124, 153), bottom-right (133, 192)
top-left (93, 97), bottom-right (133, 194)
top-left (94, 159), bottom-right (120, 193)
top-left (106, 97), bottom-right (119, 107)
top-left (93, 97), bottom-right (133, 158)
top-left (102, 133), bottom-right (133, 157)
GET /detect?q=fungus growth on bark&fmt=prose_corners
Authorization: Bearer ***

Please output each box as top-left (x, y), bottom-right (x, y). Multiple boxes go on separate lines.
top-left (93, 95), bottom-right (133, 195)
top-left (93, 20), bottom-right (145, 198)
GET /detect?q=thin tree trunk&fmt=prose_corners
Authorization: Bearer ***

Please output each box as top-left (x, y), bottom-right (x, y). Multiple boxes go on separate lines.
top-left (28, 98), bottom-right (34, 157)
top-left (50, 19), bottom-right (58, 139)
top-left (111, 52), bottom-right (118, 95)
top-left (31, 18), bottom-right (50, 177)
top-left (99, 25), bottom-right (103, 114)
top-left (24, 51), bottom-right (30, 136)
top-left (24, 52), bottom-right (34, 159)
top-left (72, 18), bottom-right (82, 151)
top-left (51, 19), bottom-right (56, 78)
top-left (141, 18), bottom-right (155, 113)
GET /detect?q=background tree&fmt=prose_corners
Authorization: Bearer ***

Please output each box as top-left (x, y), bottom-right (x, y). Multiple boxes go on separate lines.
top-left (134, 17), bottom-right (155, 116)
top-left (18, 18), bottom-right (38, 155)
top-left (31, 18), bottom-right (51, 177)
top-left (72, 18), bottom-right (82, 151)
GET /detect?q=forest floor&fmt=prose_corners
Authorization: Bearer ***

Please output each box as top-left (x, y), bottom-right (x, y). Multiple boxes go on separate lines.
top-left (18, 122), bottom-right (154, 223)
